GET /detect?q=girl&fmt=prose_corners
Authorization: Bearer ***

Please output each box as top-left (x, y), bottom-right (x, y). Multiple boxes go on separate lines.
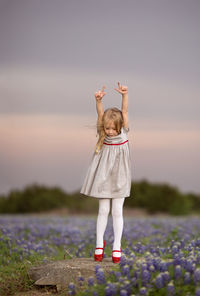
top-left (80, 82), bottom-right (132, 263)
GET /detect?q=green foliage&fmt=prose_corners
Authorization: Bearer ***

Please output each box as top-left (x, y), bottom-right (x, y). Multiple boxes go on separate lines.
top-left (0, 183), bottom-right (98, 214)
top-left (0, 180), bottom-right (199, 215)
top-left (125, 179), bottom-right (197, 216)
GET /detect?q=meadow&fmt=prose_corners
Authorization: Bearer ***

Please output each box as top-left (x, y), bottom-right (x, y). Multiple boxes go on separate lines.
top-left (1, 214), bottom-right (200, 296)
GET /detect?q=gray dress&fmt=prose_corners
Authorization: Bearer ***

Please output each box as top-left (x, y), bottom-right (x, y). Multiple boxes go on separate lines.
top-left (80, 126), bottom-right (132, 199)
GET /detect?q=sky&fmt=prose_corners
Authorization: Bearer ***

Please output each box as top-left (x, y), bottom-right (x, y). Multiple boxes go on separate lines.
top-left (0, 0), bottom-right (199, 195)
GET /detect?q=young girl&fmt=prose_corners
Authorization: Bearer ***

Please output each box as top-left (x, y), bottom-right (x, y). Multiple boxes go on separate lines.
top-left (80, 82), bottom-right (132, 263)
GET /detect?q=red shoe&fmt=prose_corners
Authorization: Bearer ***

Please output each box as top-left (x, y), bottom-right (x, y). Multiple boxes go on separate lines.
top-left (94, 240), bottom-right (106, 262)
top-left (112, 249), bottom-right (122, 263)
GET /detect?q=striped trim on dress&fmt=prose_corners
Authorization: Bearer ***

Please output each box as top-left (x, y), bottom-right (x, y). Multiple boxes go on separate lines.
top-left (103, 140), bottom-right (128, 146)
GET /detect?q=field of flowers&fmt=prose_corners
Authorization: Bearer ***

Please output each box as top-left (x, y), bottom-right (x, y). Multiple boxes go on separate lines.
top-left (1, 214), bottom-right (200, 295)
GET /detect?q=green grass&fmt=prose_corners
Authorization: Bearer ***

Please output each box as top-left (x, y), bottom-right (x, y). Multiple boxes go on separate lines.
top-left (0, 244), bottom-right (74, 295)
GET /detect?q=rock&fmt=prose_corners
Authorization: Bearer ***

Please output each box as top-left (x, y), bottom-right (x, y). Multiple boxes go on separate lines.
top-left (28, 257), bottom-right (118, 292)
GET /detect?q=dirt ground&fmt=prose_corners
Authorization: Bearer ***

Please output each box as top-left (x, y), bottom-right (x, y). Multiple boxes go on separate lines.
top-left (14, 288), bottom-right (57, 296)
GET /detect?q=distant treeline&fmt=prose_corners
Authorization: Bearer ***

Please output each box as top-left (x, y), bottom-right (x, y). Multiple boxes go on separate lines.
top-left (0, 180), bottom-right (199, 215)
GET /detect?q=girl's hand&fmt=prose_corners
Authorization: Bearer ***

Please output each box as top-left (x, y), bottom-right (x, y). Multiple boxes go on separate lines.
top-left (94, 86), bottom-right (106, 100)
top-left (114, 82), bottom-right (128, 95)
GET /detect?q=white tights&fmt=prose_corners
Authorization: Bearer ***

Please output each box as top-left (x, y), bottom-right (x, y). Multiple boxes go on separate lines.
top-left (95, 198), bottom-right (125, 257)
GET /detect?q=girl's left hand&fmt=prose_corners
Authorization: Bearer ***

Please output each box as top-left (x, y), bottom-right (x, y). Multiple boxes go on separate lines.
top-left (114, 82), bottom-right (128, 95)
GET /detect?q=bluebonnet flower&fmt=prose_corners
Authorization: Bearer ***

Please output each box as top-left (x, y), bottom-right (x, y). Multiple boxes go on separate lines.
top-left (88, 276), bottom-right (95, 286)
top-left (130, 277), bottom-right (137, 288)
top-left (149, 264), bottom-right (155, 272)
top-left (152, 257), bottom-right (161, 271)
top-left (124, 247), bottom-right (130, 255)
top-left (130, 252), bottom-right (136, 260)
top-left (95, 264), bottom-right (101, 273)
top-left (155, 274), bottom-right (164, 289)
top-left (122, 264), bottom-right (130, 276)
top-left (166, 281), bottom-right (175, 295)
top-left (139, 286), bottom-right (147, 295)
top-left (174, 265), bottom-right (182, 280)
top-left (162, 271), bottom-right (170, 284)
top-left (141, 263), bottom-right (148, 270)
top-left (68, 282), bottom-right (75, 290)
top-left (141, 269), bottom-right (151, 286)
top-left (184, 271), bottom-right (191, 284)
top-left (68, 282), bottom-right (76, 295)
top-left (122, 280), bottom-right (131, 294)
top-left (78, 275), bottom-right (84, 286)
top-left (105, 282), bottom-right (117, 296)
top-left (160, 261), bottom-right (168, 272)
top-left (96, 268), bottom-right (106, 284)
top-left (115, 271), bottom-right (122, 279)
top-left (197, 254), bottom-right (200, 264)
top-left (119, 255), bottom-right (127, 267)
top-left (128, 257), bottom-right (134, 268)
top-left (195, 287), bottom-right (200, 296)
top-left (195, 239), bottom-right (200, 247)
top-left (194, 268), bottom-right (200, 285)
top-left (185, 258), bottom-right (196, 272)
top-left (173, 254), bottom-right (182, 266)
top-left (120, 289), bottom-right (128, 296)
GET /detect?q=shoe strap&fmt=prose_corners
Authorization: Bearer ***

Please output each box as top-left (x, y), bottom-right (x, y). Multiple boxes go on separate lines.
top-left (112, 250), bottom-right (121, 252)
top-left (95, 247), bottom-right (104, 250)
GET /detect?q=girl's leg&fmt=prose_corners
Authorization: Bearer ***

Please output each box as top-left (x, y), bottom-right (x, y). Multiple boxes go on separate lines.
top-left (112, 198), bottom-right (125, 257)
top-left (95, 198), bottom-right (110, 255)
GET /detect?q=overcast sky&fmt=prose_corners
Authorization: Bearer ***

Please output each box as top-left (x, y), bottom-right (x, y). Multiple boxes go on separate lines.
top-left (0, 0), bottom-right (199, 195)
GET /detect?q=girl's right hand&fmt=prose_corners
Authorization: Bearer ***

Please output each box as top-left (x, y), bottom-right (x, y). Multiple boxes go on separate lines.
top-left (94, 86), bottom-right (106, 100)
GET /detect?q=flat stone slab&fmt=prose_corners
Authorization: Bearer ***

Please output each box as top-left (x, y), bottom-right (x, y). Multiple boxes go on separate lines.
top-left (28, 257), bottom-right (118, 291)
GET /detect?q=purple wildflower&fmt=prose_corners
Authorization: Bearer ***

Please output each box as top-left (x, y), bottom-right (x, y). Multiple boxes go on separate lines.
top-left (142, 269), bottom-right (151, 286)
top-left (174, 265), bottom-right (182, 280)
top-left (120, 289), bottom-right (128, 296)
top-left (115, 271), bottom-right (122, 279)
top-left (160, 261), bottom-right (168, 272)
top-left (194, 268), bottom-right (200, 285)
top-left (166, 281), bottom-right (175, 296)
top-left (162, 271), bottom-right (170, 284)
top-left (155, 274), bottom-right (164, 289)
top-left (95, 264), bottom-right (101, 273)
top-left (88, 276), bottom-right (95, 286)
top-left (119, 255), bottom-right (127, 267)
top-left (130, 277), bottom-right (137, 288)
top-left (149, 264), bottom-right (155, 272)
top-left (184, 271), bottom-right (191, 284)
top-left (122, 264), bottom-right (130, 276)
top-left (195, 287), bottom-right (200, 296)
top-left (96, 268), bottom-right (106, 284)
top-left (68, 282), bottom-right (76, 295)
top-left (185, 258), bottom-right (196, 273)
top-left (139, 286), bottom-right (148, 295)
top-left (68, 282), bottom-right (75, 290)
top-left (105, 282), bottom-right (117, 296)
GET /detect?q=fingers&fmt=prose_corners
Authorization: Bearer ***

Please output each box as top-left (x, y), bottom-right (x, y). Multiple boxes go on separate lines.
top-left (114, 82), bottom-right (128, 94)
top-left (114, 88), bottom-right (121, 93)
top-left (94, 86), bottom-right (106, 99)
top-left (101, 85), bottom-right (106, 92)
top-left (95, 83), bottom-right (127, 98)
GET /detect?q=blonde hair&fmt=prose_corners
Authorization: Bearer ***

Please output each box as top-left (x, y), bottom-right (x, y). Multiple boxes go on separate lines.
top-left (95, 108), bottom-right (123, 154)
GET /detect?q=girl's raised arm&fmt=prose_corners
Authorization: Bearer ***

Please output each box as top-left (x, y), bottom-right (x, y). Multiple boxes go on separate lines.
top-left (114, 82), bottom-right (129, 129)
top-left (94, 86), bottom-right (106, 133)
